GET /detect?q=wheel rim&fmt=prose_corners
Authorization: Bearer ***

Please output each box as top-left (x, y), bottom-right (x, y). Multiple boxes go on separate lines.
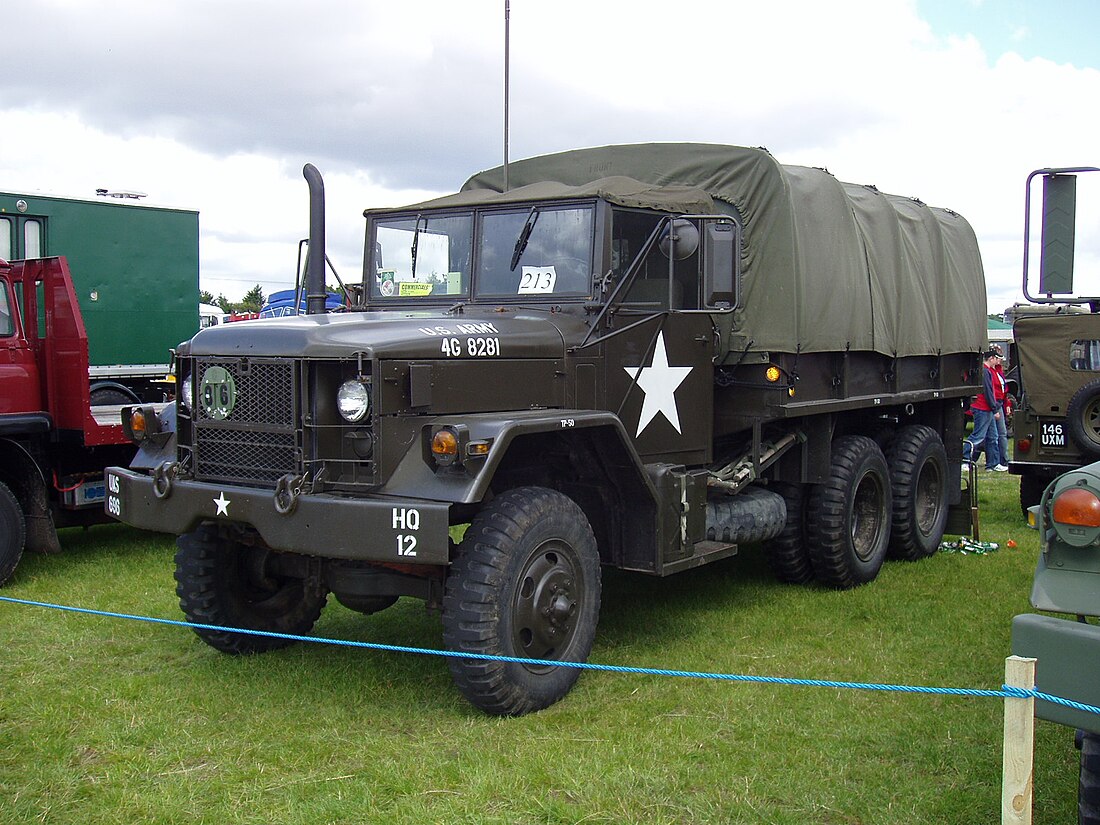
top-left (851, 472), bottom-right (887, 562)
top-left (1085, 400), bottom-right (1100, 446)
top-left (511, 539), bottom-right (583, 673)
top-left (914, 459), bottom-right (943, 537)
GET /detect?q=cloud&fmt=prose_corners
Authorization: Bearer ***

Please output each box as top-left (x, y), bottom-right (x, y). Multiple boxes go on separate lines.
top-left (1, 0), bottom-right (1097, 308)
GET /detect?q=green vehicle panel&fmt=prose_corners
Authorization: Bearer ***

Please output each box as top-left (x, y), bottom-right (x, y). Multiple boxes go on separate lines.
top-left (1, 189), bottom-right (199, 395)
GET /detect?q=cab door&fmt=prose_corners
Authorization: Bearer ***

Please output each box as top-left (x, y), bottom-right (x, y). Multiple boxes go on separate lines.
top-left (0, 269), bottom-right (42, 415)
top-left (605, 309), bottom-right (714, 467)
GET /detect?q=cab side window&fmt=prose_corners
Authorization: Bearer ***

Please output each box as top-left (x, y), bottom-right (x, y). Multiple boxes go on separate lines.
top-left (1070, 340), bottom-right (1100, 371)
top-left (0, 282), bottom-right (14, 337)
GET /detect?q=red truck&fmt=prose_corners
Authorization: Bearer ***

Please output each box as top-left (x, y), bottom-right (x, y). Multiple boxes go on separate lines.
top-left (0, 256), bottom-right (140, 584)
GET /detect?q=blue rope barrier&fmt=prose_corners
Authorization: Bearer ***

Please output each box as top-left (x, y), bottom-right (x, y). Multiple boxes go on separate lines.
top-left (2, 594), bottom-right (1098, 715)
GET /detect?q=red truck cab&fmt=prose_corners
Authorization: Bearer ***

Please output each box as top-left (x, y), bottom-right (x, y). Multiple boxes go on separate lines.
top-left (0, 257), bottom-right (136, 583)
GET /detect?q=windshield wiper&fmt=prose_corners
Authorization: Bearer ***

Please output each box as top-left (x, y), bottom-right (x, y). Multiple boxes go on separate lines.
top-left (410, 214), bottom-right (426, 279)
top-left (509, 207), bottom-right (539, 272)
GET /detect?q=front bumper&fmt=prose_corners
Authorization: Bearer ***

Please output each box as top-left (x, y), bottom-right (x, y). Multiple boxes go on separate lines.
top-left (104, 467), bottom-right (451, 565)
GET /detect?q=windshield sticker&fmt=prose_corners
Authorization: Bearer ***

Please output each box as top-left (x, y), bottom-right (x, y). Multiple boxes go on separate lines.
top-left (379, 270), bottom-right (396, 297)
top-left (398, 281), bottom-right (434, 297)
top-left (446, 272), bottom-right (463, 294)
top-left (518, 266), bottom-right (556, 294)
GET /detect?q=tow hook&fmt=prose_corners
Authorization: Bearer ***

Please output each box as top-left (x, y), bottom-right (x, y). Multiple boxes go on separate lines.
top-left (274, 473), bottom-right (306, 515)
top-left (152, 461), bottom-right (177, 499)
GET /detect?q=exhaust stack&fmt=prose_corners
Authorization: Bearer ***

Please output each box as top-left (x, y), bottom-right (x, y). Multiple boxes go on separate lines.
top-left (303, 163), bottom-right (327, 315)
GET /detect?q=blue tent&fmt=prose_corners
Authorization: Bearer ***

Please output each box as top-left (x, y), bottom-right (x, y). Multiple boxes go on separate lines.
top-left (260, 289), bottom-right (344, 318)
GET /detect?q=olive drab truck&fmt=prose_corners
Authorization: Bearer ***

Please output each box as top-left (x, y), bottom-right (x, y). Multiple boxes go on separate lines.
top-left (105, 144), bottom-right (985, 715)
top-left (1009, 167), bottom-right (1100, 515)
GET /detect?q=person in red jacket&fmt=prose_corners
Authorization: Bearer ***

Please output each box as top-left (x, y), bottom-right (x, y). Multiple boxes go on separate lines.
top-left (964, 348), bottom-right (1007, 471)
top-left (986, 344), bottom-right (1010, 469)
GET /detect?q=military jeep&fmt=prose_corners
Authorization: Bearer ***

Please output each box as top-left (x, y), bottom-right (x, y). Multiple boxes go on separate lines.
top-left (1011, 166), bottom-right (1100, 515)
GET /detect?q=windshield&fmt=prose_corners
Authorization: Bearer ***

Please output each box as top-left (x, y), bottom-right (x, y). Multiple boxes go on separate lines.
top-left (370, 213), bottom-right (473, 300)
top-left (368, 203), bottom-right (595, 302)
top-left (476, 205), bottom-right (594, 297)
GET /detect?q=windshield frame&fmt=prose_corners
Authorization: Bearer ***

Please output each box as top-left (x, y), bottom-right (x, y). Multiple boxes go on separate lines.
top-left (363, 198), bottom-right (605, 307)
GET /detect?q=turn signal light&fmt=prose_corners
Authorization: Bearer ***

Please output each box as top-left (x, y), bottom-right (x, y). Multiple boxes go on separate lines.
top-left (765, 366), bottom-right (781, 383)
top-left (467, 440), bottom-right (491, 457)
top-left (431, 429), bottom-right (460, 466)
top-left (129, 408), bottom-right (147, 439)
top-left (1052, 487), bottom-right (1100, 528)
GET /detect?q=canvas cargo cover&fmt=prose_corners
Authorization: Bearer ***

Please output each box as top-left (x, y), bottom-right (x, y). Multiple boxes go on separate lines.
top-left (1014, 311), bottom-right (1100, 414)
top-left (399, 144), bottom-right (986, 358)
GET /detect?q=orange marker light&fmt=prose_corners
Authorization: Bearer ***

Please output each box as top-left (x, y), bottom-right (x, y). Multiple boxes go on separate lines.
top-left (1052, 487), bottom-right (1100, 528)
top-left (130, 408), bottom-right (147, 439)
top-left (431, 429), bottom-right (459, 464)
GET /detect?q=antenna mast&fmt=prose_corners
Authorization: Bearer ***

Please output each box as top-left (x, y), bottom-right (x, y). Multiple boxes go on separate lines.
top-left (503, 0), bottom-right (510, 192)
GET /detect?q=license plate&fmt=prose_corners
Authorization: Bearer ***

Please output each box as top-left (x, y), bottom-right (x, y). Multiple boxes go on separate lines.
top-left (1040, 422), bottom-right (1065, 448)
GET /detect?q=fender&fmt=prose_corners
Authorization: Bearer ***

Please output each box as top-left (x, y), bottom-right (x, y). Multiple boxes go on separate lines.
top-left (378, 408), bottom-right (663, 571)
top-left (378, 408), bottom-right (656, 505)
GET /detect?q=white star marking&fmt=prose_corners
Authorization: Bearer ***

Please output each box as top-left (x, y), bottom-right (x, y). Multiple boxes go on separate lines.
top-left (213, 492), bottom-right (231, 516)
top-left (623, 331), bottom-right (693, 436)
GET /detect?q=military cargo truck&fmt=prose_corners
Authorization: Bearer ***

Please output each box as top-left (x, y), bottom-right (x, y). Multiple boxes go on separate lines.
top-left (1010, 167), bottom-right (1100, 514)
top-left (105, 145), bottom-right (985, 715)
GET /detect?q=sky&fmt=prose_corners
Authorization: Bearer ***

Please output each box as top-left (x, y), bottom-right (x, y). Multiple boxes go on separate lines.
top-left (1, 0), bottom-right (1098, 312)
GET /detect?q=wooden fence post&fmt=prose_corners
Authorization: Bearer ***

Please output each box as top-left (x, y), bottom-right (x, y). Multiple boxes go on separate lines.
top-left (1002, 655), bottom-right (1036, 825)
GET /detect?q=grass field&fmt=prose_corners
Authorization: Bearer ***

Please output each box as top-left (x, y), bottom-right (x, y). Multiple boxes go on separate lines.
top-left (0, 471), bottom-right (1082, 824)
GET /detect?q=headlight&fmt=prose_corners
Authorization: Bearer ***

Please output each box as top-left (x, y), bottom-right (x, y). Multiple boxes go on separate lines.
top-left (337, 379), bottom-right (371, 422)
top-left (180, 375), bottom-right (192, 413)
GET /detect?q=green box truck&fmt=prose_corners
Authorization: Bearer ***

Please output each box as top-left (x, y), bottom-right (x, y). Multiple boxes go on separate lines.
top-left (0, 189), bottom-right (199, 403)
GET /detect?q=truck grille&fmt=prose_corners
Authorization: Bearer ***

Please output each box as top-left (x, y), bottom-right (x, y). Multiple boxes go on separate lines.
top-left (191, 357), bottom-right (300, 487)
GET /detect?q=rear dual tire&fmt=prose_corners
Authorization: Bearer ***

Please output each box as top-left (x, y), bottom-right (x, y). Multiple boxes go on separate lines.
top-left (885, 425), bottom-right (949, 560)
top-left (806, 436), bottom-right (892, 589)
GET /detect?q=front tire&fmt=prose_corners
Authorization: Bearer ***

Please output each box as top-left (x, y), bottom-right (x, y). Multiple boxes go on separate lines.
top-left (0, 480), bottom-right (26, 586)
top-left (175, 524), bottom-right (327, 654)
top-left (442, 486), bottom-right (601, 716)
top-left (806, 436), bottom-right (892, 588)
top-left (885, 425), bottom-right (949, 560)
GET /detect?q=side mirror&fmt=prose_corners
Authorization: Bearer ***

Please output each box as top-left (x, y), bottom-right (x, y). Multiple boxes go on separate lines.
top-left (1039, 173), bottom-right (1077, 295)
top-left (658, 219), bottom-right (700, 260)
top-left (703, 219), bottom-right (738, 309)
